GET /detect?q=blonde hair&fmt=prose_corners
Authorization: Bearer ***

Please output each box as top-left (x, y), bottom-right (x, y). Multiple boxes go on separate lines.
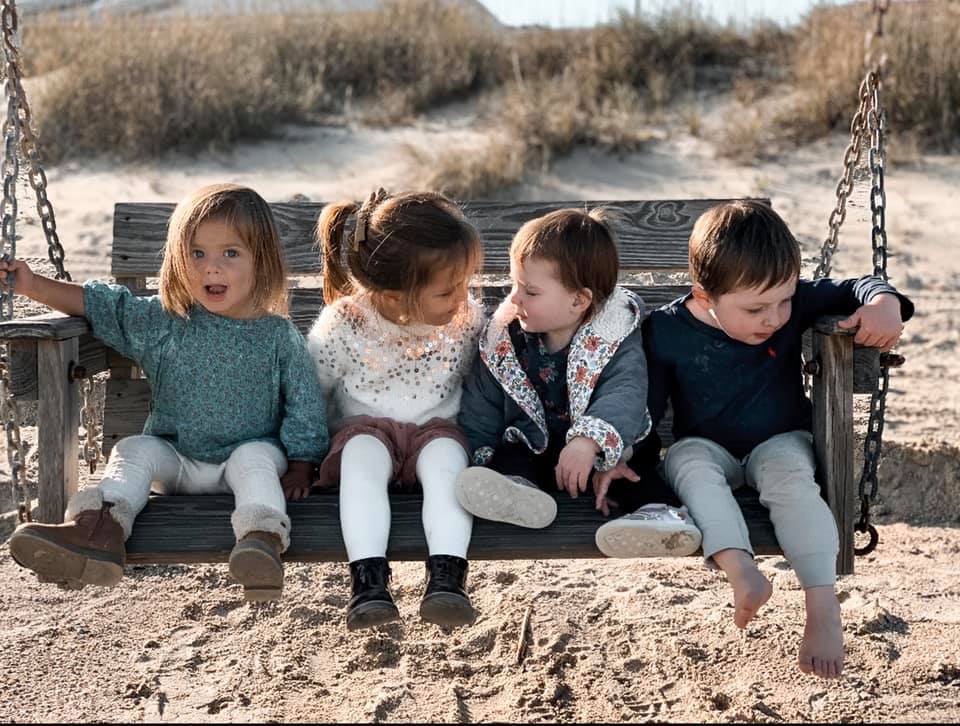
top-left (159, 183), bottom-right (287, 318)
top-left (510, 208), bottom-right (619, 318)
top-left (317, 188), bottom-right (482, 321)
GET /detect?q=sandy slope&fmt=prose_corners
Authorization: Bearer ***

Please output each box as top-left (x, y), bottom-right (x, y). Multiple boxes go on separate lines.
top-left (0, 102), bottom-right (958, 722)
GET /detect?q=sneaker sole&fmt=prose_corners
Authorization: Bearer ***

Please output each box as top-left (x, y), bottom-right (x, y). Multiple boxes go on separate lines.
top-left (456, 468), bottom-right (557, 529)
top-left (346, 600), bottom-right (401, 631)
top-left (8, 529), bottom-right (123, 588)
top-left (419, 592), bottom-right (476, 628)
top-left (595, 522), bottom-right (702, 558)
top-left (229, 544), bottom-right (283, 602)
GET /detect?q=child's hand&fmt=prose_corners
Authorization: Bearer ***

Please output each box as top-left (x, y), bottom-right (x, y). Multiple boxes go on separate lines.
top-left (555, 436), bottom-right (600, 498)
top-left (837, 293), bottom-right (904, 351)
top-left (0, 258), bottom-right (37, 298)
top-left (281, 459), bottom-right (315, 501)
top-left (593, 461), bottom-right (640, 516)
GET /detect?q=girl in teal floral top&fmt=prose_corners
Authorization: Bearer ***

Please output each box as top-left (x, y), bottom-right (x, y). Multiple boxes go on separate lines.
top-left (3, 184), bottom-right (328, 601)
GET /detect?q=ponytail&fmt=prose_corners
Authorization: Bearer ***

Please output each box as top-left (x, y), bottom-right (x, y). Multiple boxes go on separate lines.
top-left (317, 201), bottom-right (358, 304)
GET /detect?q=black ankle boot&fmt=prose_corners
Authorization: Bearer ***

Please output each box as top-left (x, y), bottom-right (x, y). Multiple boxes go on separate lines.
top-left (419, 554), bottom-right (476, 627)
top-left (346, 557), bottom-right (401, 631)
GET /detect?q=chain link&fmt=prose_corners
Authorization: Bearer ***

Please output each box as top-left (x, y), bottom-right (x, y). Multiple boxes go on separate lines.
top-left (0, 350), bottom-right (28, 521)
top-left (80, 377), bottom-right (100, 475)
top-left (854, 69), bottom-right (892, 555)
top-left (814, 0), bottom-right (895, 557)
top-left (1, 0), bottom-right (30, 522)
top-left (1, 0), bottom-right (78, 522)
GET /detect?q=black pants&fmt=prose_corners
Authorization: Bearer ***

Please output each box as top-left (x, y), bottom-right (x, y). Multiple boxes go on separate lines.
top-left (486, 432), bottom-right (679, 513)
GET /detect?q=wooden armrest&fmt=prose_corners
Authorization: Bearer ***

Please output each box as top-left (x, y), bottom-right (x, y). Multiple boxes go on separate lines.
top-left (0, 312), bottom-right (90, 341)
top-left (812, 314), bottom-right (856, 336)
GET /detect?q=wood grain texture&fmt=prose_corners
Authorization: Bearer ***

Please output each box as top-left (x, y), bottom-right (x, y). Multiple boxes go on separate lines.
top-left (112, 199), bottom-right (766, 276)
top-left (125, 489), bottom-right (779, 563)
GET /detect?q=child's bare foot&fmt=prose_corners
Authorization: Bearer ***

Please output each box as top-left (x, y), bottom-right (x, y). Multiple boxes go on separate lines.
top-left (799, 585), bottom-right (844, 678)
top-left (713, 548), bottom-right (773, 628)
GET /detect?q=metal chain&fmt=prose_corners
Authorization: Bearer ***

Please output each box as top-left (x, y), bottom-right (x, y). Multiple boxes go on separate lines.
top-left (854, 71), bottom-right (891, 556)
top-left (1, 0), bottom-right (30, 521)
top-left (80, 378), bottom-right (100, 475)
top-left (814, 1), bottom-right (895, 557)
top-left (1, 0), bottom-right (81, 522)
top-left (813, 76), bottom-right (872, 281)
top-left (0, 351), bottom-right (28, 520)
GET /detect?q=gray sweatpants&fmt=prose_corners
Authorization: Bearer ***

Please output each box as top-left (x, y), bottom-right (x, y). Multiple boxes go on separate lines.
top-left (663, 430), bottom-right (838, 588)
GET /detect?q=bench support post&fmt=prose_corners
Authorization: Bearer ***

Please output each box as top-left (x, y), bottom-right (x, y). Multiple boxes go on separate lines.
top-left (812, 331), bottom-right (855, 576)
top-left (36, 338), bottom-right (80, 523)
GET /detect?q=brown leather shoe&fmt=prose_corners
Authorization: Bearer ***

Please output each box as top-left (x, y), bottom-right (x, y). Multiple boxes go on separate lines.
top-left (229, 531), bottom-right (283, 602)
top-left (8, 504), bottom-right (126, 588)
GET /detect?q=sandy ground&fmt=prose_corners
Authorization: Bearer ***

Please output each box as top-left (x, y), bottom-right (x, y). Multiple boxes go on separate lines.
top-left (1, 98), bottom-right (958, 722)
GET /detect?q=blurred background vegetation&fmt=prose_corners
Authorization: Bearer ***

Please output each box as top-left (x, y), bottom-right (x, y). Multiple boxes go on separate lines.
top-left (16, 0), bottom-right (958, 196)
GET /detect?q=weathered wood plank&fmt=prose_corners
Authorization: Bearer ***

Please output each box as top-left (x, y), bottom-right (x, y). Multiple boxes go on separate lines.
top-left (812, 330), bottom-right (855, 576)
top-left (36, 339), bottom-right (79, 523)
top-left (125, 489), bottom-right (779, 563)
top-left (0, 313), bottom-right (89, 341)
top-left (112, 199), bottom-right (765, 277)
top-left (7, 334), bottom-right (108, 400)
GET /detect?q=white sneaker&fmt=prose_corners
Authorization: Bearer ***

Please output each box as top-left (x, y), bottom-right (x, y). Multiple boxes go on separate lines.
top-left (595, 503), bottom-right (702, 558)
top-left (455, 467), bottom-right (558, 529)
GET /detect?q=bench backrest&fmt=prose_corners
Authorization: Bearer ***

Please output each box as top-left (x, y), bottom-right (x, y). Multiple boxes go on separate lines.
top-left (101, 198), bottom-right (763, 454)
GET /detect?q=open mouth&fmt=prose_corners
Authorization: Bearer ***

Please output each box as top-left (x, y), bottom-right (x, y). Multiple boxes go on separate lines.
top-left (205, 284), bottom-right (227, 298)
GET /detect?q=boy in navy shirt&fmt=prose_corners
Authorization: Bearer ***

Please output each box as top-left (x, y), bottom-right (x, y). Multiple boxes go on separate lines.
top-left (596, 200), bottom-right (913, 679)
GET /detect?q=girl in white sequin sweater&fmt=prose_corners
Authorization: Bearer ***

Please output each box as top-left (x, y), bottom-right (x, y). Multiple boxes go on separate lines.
top-left (305, 189), bottom-right (484, 631)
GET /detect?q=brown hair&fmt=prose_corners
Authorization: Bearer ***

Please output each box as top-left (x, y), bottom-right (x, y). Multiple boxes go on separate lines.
top-left (689, 200), bottom-right (801, 298)
top-left (159, 183), bottom-right (287, 318)
top-left (317, 189), bottom-right (482, 320)
top-left (510, 208), bottom-right (619, 318)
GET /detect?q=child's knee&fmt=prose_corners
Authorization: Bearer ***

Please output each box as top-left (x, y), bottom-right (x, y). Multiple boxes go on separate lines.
top-left (225, 441), bottom-right (286, 479)
top-left (664, 437), bottom-right (730, 486)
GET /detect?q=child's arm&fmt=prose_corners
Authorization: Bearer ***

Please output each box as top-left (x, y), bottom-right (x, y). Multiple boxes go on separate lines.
top-left (0, 258), bottom-right (85, 316)
top-left (590, 316), bottom-right (671, 513)
top-left (836, 292), bottom-right (905, 351)
top-left (557, 327), bottom-right (651, 498)
top-left (279, 324), bottom-right (330, 500)
top-left (458, 350), bottom-right (507, 466)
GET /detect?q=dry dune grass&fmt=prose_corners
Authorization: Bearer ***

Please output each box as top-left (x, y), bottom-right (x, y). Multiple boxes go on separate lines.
top-left (17, 1), bottom-right (960, 195)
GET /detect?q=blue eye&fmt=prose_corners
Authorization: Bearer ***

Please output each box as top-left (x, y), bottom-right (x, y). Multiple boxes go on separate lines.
top-left (191, 249), bottom-right (204, 259)
top-left (224, 249), bottom-right (239, 258)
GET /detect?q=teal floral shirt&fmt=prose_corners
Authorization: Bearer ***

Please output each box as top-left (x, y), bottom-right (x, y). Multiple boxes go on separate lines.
top-left (83, 281), bottom-right (328, 464)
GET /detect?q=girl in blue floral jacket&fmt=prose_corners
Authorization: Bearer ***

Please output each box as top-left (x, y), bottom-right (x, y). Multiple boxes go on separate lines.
top-left (456, 209), bottom-right (701, 557)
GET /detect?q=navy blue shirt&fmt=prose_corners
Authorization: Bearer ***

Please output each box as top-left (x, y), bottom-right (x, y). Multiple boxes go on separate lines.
top-left (643, 276), bottom-right (914, 459)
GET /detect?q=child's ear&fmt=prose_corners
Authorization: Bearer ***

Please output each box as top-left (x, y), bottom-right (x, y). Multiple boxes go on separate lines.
top-left (573, 288), bottom-right (593, 311)
top-left (690, 285), bottom-right (713, 309)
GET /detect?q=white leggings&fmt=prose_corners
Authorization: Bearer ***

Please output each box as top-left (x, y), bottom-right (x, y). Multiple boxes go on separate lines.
top-left (339, 434), bottom-right (472, 562)
top-left (65, 435), bottom-right (291, 550)
top-left (663, 430), bottom-right (839, 588)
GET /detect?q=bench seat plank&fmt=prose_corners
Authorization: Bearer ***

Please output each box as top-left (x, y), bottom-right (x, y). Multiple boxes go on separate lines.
top-left (125, 489), bottom-right (779, 563)
top-left (112, 199), bottom-right (767, 277)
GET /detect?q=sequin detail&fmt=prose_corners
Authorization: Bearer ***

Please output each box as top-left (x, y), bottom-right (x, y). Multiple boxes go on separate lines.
top-left (308, 293), bottom-right (484, 427)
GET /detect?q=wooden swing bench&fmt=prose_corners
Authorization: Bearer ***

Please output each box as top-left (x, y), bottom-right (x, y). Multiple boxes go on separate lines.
top-left (0, 198), bottom-right (871, 574)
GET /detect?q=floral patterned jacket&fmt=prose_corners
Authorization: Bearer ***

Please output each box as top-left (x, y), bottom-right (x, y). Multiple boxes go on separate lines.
top-left (458, 286), bottom-right (652, 472)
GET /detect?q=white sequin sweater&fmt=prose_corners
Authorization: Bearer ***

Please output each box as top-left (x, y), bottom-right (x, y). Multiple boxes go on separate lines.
top-left (307, 293), bottom-right (485, 429)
